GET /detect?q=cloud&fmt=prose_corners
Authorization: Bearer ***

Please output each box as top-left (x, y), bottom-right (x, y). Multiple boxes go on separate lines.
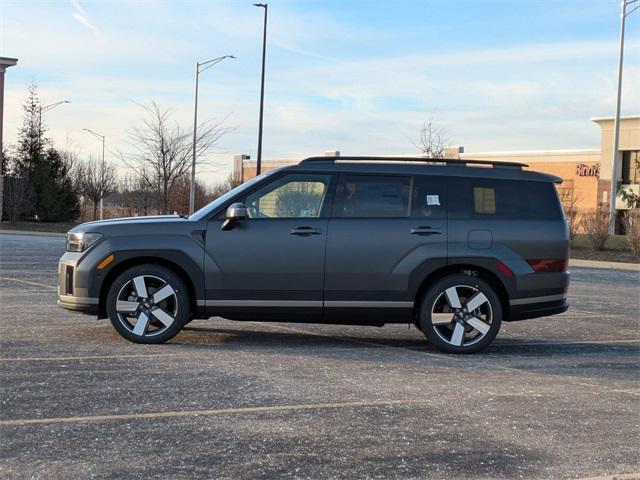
top-left (71, 0), bottom-right (100, 37)
top-left (2, 1), bottom-right (638, 186)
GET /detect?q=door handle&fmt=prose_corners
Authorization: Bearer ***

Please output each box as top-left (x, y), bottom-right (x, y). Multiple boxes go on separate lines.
top-left (290, 226), bottom-right (322, 236)
top-left (410, 226), bottom-right (442, 235)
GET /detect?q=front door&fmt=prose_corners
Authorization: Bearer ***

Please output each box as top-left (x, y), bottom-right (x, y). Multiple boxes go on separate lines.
top-left (204, 172), bottom-right (334, 320)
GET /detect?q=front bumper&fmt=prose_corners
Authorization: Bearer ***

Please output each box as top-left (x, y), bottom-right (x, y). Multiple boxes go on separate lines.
top-left (57, 294), bottom-right (99, 313)
top-left (57, 251), bottom-right (100, 315)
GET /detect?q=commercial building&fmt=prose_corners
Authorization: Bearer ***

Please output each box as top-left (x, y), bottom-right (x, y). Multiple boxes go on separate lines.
top-left (232, 116), bottom-right (639, 230)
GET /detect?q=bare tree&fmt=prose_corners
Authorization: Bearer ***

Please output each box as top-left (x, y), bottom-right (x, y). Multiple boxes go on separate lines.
top-left (119, 102), bottom-right (231, 214)
top-left (557, 182), bottom-right (582, 240)
top-left (623, 208), bottom-right (640, 258)
top-left (210, 174), bottom-right (242, 200)
top-left (414, 116), bottom-right (449, 158)
top-left (76, 156), bottom-right (118, 220)
top-left (168, 175), bottom-right (213, 215)
top-left (120, 171), bottom-right (158, 217)
top-left (4, 176), bottom-right (35, 222)
top-left (578, 205), bottom-right (611, 251)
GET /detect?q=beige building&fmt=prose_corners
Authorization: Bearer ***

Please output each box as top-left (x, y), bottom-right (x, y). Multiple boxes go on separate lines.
top-left (233, 116), bottom-right (640, 230)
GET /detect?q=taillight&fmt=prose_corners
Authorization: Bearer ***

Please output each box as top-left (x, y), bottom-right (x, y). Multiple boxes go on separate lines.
top-left (496, 261), bottom-right (513, 276)
top-left (526, 259), bottom-right (568, 273)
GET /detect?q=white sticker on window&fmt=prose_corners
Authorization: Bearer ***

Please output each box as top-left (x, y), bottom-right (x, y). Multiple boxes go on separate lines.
top-left (426, 195), bottom-right (440, 206)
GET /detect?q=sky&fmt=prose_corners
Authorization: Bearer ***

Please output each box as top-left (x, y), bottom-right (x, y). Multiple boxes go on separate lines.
top-left (1, 0), bottom-right (639, 185)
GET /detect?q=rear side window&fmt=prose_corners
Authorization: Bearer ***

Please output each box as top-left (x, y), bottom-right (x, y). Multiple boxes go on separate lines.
top-left (412, 175), bottom-right (447, 219)
top-left (449, 178), bottom-right (562, 220)
top-left (338, 175), bottom-right (410, 218)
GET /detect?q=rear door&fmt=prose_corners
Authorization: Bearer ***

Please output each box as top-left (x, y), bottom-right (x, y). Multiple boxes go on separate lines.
top-left (323, 173), bottom-right (447, 323)
top-left (447, 177), bottom-right (569, 274)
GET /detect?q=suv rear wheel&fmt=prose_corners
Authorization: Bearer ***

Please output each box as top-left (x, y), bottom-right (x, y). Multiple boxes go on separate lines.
top-left (418, 274), bottom-right (502, 354)
top-left (106, 264), bottom-right (190, 344)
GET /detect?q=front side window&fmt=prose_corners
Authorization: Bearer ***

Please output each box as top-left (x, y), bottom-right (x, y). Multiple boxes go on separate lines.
top-left (339, 175), bottom-right (411, 218)
top-left (244, 174), bottom-right (331, 218)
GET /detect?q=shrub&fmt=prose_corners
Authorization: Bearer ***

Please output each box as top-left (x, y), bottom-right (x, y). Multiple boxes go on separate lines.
top-left (624, 209), bottom-right (640, 258)
top-left (578, 206), bottom-right (611, 251)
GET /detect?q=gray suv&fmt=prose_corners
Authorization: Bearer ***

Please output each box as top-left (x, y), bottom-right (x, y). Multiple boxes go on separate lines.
top-left (58, 156), bottom-right (569, 353)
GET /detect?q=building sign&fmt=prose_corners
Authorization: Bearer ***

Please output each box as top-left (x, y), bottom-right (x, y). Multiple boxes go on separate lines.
top-left (576, 163), bottom-right (600, 178)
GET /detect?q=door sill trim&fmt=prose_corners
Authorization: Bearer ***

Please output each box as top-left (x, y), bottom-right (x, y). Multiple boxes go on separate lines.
top-left (197, 300), bottom-right (413, 308)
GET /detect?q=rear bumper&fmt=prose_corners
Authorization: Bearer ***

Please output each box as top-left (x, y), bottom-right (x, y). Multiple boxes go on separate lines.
top-left (506, 270), bottom-right (570, 321)
top-left (508, 296), bottom-right (569, 321)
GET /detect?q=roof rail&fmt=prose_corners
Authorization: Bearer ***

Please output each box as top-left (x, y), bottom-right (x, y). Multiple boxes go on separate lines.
top-left (299, 156), bottom-right (528, 169)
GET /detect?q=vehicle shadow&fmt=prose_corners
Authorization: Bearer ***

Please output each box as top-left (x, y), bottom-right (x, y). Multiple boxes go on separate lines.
top-left (177, 323), bottom-right (639, 359)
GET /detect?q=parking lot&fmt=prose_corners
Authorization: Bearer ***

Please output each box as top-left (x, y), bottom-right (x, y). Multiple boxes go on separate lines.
top-left (0, 232), bottom-right (638, 479)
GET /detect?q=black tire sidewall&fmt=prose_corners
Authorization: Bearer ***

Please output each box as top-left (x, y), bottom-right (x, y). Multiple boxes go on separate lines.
top-left (106, 264), bottom-right (190, 344)
top-left (419, 274), bottom-right (502, 354)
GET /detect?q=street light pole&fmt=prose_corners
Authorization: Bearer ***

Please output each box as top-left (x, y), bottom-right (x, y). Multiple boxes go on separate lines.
top-left (189, 55), bottom-right (236, 215)
top-left (254, 3), bottom-right (268, 176)
top-left (83, 128), bottom-right (106, 220)
top-left (38, 100), bottom-right (70, 150)
top-left (609, 0), bottom-right (639, 234)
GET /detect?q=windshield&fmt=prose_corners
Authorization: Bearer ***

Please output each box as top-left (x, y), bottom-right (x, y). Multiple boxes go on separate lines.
top-left (189, 170), bottom-right (280, 221)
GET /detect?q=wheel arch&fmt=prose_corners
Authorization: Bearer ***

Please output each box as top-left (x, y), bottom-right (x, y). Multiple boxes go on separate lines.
top-left (412, 262), bottom-right (511, 321)
top-left (97, 255), bottom-right (199, 319)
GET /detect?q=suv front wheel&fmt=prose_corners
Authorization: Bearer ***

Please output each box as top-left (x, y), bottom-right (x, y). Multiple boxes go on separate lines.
top-left (418, 274), bottom-right (502, 354)
top-left (106, 264), bottom-right (190, 344)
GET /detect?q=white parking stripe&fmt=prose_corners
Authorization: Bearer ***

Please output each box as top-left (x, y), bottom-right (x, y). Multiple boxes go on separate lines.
top-left (0, 399), bottom-right (427, 426)
top-left (0, 353), bottom-right (182, 362)
top-left (0, 276), bottom-right (56, 289)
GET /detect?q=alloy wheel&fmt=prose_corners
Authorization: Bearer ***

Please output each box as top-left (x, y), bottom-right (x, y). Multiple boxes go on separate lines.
top-left (115, 275), bottom-right (178, 337)
top-left (430, 284), bottom-right (493, 347)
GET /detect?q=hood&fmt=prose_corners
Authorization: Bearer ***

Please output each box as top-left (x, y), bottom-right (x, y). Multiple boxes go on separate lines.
top-left (70, 215), bottom-right (189, 233)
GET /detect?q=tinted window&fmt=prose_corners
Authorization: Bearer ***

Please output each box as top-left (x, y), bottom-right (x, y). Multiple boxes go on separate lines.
top-left (244, 174), bottom-right (331, 218)
top-left (339, 175), bottom-right (410, 218)
top-left (449, 178), bottom-right (561, 220)
top-left (412, 175), bottom-right (447, 219)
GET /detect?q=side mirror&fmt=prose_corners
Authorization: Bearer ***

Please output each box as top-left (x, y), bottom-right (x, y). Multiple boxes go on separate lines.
top-left (221, 203), bottom-right (247, 230)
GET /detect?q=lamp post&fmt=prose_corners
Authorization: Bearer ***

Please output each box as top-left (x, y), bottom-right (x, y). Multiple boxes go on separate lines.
top-left (609, 0), bottom-right (639, 234)
top-left (39, 100), bottom-right (70, 150)
top-left (190, 55), bottom-right (236, 215)
top-left (254, 2), bottom-right (268, 176)
top-left (83, 128), bottom-right (106, 220)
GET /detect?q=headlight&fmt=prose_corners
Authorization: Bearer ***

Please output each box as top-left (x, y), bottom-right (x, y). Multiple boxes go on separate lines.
top-left (66, 232), bottom-right (103, 252)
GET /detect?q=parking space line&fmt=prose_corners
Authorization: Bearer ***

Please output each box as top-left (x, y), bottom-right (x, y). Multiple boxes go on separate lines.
top-left (491, 339), bottom-right (640, 347)
top-left (0, 276), bottom-right (56, 290)
top-left (415, 338), bottom-right (640, 349)
top-left (0, 398), bottom-right (426, 426)
top-left (0, 353), bottom-right (182, 362)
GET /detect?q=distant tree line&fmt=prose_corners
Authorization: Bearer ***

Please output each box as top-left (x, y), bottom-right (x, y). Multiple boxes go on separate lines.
top-left (1, 83), bottom-right (235, 223)
top-left (1, 84), bottom-right (79, 222)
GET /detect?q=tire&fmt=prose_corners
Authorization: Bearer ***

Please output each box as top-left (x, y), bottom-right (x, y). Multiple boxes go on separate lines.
top-left (418, 274), bottom-right (502, 354)
top-left (106, 264), bottom-right (190, 344)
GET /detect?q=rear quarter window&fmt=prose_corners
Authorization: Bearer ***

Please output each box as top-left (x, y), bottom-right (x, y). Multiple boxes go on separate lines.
top-left (448, 177), bottom-right (562, 220)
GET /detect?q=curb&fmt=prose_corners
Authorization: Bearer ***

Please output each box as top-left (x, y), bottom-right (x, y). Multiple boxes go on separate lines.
top-left (0, 229), bottom-right (66, 238)
top-left (569, 258), bottom-right (640, 272)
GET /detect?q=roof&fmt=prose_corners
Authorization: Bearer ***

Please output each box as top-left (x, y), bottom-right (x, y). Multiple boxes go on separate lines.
top-left (289, 156), bottom-right (562, 183)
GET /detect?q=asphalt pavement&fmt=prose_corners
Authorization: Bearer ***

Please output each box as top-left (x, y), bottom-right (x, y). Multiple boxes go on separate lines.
top-left (0, 233), bottom-right (638, 480)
